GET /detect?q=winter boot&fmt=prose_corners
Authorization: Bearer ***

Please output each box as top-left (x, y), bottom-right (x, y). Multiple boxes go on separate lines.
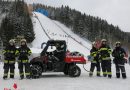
top-left (122, 73), bottom-right (127, 79)
top-left (3, 76), bottom-right (7, 80)
top-left (108, 75), bottom-right (112, 78)
top-left (116, 73), bottom-right (120, 78)
top-left (97, 74), bottom-right (100, 77)
top-left (89, 72), bottom-right (93, 77)
top-left (97, 72), bottom-right (100, 77)
top-left (103, 74), bottom-right (107, 77)
top-left (26, 75), bottom-right (31, 79)
top-left (10, 75), bottom-right (14, 79)
top-left (20, 75), bottom-right (24, 80)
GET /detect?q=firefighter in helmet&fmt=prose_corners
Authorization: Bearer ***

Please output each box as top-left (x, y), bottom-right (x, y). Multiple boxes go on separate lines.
top-left (112, 41), bottom-right (127, 79)
top-left (18, 39), bottom-right (32, 79)
top-left (89, 41), bottom-right (101, 77)
top-left (98, 39), bottom-right (112, 78)
top-left (2, 39), bottom-right (18, 79)
top-left (53, 43), bottom-right (65, 61)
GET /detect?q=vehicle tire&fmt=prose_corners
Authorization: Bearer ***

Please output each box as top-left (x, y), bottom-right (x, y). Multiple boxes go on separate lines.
top-left (30, 64), bottom-right (42, 79)
top-left (68, 65), bottom-right (81, 77)
top-left (63, 64), bottom-right (69, 75)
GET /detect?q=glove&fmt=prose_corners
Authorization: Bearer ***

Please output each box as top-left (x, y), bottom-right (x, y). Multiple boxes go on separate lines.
top-left (87, 55), bottom-right (94, 61)
top-left (120, 54), bottom-right (124, 58)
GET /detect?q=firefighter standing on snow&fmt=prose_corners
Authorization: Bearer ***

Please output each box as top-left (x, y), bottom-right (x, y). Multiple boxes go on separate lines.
top-left (2, 39), bottom-right (18, 79)
top-left (98, 39), bottom-right (112, 78)
top-left (18, 39), bottom-right (32, 79)
top-left (112, 41), bottom-right (127, 79)
top-left (89, 41), bottom-right (101, 77)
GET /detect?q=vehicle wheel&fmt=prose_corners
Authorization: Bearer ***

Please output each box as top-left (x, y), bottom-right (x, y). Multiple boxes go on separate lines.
top-left (30, 64), bottom-right (42, 79)
top-left (68, 65), bottom-right (81, 77)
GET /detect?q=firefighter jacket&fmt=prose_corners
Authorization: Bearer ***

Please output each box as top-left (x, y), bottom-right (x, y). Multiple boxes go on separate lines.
top-left (53, 48), bottom-right (64, 61)
top-left (2, 45), bottom-right (18, 64)
top-left (98, 44), bottom-right (112, 61)
top-left (90, 47), bottom-right (99, 63)
top-left (112, 47), bottom-right (126, 64)
top-left (18, 45), bottom-right (32, 63)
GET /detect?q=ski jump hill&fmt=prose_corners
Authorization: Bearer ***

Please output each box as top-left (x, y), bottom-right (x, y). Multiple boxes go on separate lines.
top-left (31, 12), bottom-right (92, 57)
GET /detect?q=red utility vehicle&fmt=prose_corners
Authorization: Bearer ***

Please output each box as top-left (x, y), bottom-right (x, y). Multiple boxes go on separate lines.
top-left (30, 40), bottom-right (86, 78)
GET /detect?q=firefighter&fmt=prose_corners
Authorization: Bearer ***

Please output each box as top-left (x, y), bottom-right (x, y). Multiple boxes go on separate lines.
top-left (112, 41), bottom-right (127, 79)
top-left (89, 42), bottom-right (101, 77)
top-left (2, 39), bottom-right (18, 79)
top-left (54, 43), bottom-right (65, 61)
top-left (18, 39), bottom-right (32, 79)
top-left (98, 39), bottom-right (112, 78)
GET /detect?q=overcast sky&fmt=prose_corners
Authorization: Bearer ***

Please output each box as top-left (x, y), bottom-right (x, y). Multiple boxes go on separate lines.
top-left (26, 0), bottom-right (130, 32)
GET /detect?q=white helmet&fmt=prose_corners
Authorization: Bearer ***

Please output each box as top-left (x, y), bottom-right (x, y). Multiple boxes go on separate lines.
top-left (20, 39), bottom-right (27, 43)
top-left (9, 39), bottom-right (15, 44)
top-left (92, 41), bottom-right (97, 47)
top-left (116, 41), bottom-right (121, 46)
top-left (101, 39), bottom-right (107, 42)
top-left (92, 41), bottom-right (96, 45)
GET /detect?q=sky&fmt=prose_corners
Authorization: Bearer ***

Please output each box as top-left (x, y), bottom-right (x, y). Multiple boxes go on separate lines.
top-left (26, 0), bottom-right (130, 32)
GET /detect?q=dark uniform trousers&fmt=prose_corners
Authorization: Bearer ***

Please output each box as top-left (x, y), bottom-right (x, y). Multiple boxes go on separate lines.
top-left (90, 62), bottom-right (100, 76)
top-left (101, 60), bottom-right (112, 77)
top-left (3, 60), bottom-right (15, 78)
top-left (18, 60), bottom-right (30, 78)
top-left (115, 63), bottom-right (126, 78)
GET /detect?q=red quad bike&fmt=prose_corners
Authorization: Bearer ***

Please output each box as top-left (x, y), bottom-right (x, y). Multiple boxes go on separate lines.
top-left (30, 40), bottom-right (86, 78)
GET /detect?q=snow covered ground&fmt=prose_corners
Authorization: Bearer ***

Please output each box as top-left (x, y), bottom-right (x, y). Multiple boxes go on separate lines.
top-left (0, 12), bottom-right (130, 90)
top-left (0, 63), bottom-right (130, 90)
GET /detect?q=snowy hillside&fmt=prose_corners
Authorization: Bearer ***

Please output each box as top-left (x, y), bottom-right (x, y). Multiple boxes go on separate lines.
top-left (26, 0), bottom-right (130, 32)
top-left (31, 12), bottom-right (91, 57)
